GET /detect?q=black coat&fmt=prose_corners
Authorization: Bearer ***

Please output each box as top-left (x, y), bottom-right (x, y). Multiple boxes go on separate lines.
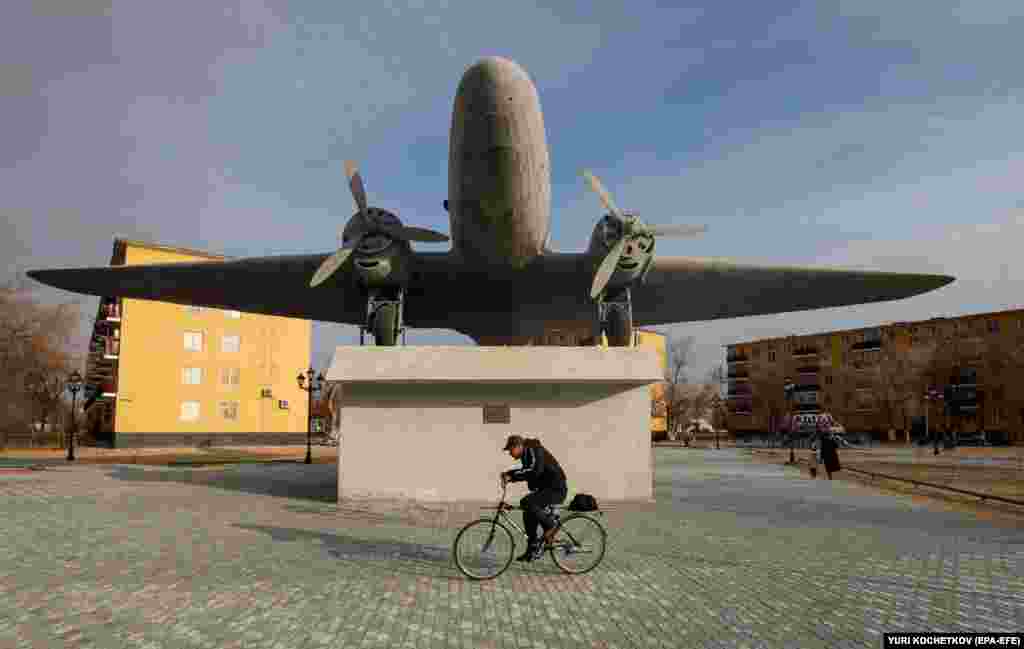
top-left (821, 436), bottom-right (841, 473)
top-left (504, 442), bottom-right (567, 492)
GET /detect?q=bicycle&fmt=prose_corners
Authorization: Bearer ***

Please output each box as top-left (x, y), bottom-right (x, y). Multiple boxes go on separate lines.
top-left (452, 479), bottom-right (608, 580)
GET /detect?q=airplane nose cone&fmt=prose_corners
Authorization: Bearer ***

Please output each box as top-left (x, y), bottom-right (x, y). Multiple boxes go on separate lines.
top-left (462, 56), bottom-right (531, 86)
top-left (456, 57), bottom-right (534, 116)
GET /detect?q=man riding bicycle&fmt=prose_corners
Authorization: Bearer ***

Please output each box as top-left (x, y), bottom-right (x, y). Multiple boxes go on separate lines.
top-left (500, 434), bottom-right (568, 562)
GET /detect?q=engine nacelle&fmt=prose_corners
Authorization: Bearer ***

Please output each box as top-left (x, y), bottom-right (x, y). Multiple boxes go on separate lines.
top-left (341, 208), bottom-right (412, 288)
top-left (585, 212), bottom-right (654, 288)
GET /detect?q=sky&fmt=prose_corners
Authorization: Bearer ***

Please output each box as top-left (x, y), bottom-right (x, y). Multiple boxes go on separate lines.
top-left (3, 0), bottom-right (1023, 380)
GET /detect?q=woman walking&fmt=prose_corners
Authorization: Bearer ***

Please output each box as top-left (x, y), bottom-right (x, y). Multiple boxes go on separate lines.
top-left (820, 433), bottom-right (842, 480)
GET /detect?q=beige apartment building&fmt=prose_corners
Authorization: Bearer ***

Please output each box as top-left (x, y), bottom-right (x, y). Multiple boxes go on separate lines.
top-left (725, 308), bottom-right (1024, 444)
top-left (81, 239), bottom-right (313, 447)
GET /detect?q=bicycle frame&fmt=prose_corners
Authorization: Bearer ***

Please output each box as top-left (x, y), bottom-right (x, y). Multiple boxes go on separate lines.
top-left (480, 479), bottom-right (588, 554)
top-left (452, 478), bottom-right (607, 580)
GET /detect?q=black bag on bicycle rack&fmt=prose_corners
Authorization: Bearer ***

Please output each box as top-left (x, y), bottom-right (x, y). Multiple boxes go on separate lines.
top-left (568, 493), bottom-right (599, 512)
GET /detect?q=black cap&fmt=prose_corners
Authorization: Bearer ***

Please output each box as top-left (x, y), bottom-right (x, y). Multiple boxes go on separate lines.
top-left (503, 434), bottom-right (523, 451)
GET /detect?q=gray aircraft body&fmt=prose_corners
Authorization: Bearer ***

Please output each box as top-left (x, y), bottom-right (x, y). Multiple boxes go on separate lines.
top-left (29, 57), bottom-right (954, 346)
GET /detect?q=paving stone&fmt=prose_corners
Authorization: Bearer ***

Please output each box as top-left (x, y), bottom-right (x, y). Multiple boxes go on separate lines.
top-left (1, 449), bottom-right (1021, 647)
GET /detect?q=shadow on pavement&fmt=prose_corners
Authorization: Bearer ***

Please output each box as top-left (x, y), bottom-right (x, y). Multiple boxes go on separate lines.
top-left (234, 523), bottom-right (572, 581)
top-left (235, 522), bottom-right (464, 579)
top-left (104, 463), bottom-right (337, 503)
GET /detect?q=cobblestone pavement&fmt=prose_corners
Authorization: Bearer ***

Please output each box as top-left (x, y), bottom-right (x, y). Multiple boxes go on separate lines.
top-left (1, 448), bottom-right (1021, 648)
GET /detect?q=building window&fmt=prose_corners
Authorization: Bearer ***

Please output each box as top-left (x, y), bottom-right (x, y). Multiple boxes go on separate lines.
top-left (221, 335), bottom-right (240, 353)
top-left (219, 401), bottom-right (239, 420)
top-left (988, 320), bottom-right (999, 333)
top-left (825, 375), bottom-right (833, 385)
top-left (180, 401), bottom-right (200, 422)
top-left (225, 310), bottom-right (241, 319)
top-left (182, 367), bottom-right (202, 385)
top-left (183, 331), bottom-right (203, 352)
top-left (768, 351), bottom-right (776, 362)
top-left (221, 367), bottom-right (240, 388)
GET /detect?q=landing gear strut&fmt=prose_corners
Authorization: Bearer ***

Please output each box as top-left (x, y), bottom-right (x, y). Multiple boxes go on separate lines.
top-left (596, 287), bottom-right (634, 347)
top-left (359, 288), bottom-right (406, 346)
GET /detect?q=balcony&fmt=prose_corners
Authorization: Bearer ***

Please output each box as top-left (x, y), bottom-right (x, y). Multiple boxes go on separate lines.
top-left (850, 339), bottom-right (882, 351)
top-left (791, 346), bottom-right (819, 359)
top-left (102, 300), bottom-right (121, 321)
top-left (728, 383), bottom-right (753, 396)
top-left (728, 399), bottom-right (753, 416)
top-left (796, 364), bottom-right (819, 375)
top-left (726, 351), bottom-right (749, 364)
top-left (793, 403), bottom-right (821, 413)
top-left (98, 379), bottom-right (118, 398)
top-left (727, 368), bottom-right (750, 379)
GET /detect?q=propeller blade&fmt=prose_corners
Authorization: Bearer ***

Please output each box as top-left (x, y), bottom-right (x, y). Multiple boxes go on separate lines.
top-left (344, 160), bottom-right (368, 215)
top-left (591, 238), bottom-right (626, 299)
top-left (380, 224), bottom-right (450, 243)
top-left (650, 224), bottom-right (707, 238)
top-left (582, 170), bottom-right (624, 220)
top-left (309, 245), bottom-right (356, 288)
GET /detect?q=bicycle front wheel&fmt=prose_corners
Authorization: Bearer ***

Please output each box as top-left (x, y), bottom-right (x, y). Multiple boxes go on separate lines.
top-left (453, 518), bottom-right (516, 580)
top-left (549, 514), bottom-right (607, 574)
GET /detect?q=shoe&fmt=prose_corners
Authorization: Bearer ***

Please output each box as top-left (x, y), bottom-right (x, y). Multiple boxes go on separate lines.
top-left (542, 526), bottom-right (558, 546)
top-left (515, 543), bottom-right (539, 562)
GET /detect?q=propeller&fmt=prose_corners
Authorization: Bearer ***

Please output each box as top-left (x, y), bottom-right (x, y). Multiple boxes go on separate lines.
top-left (582, 169), bottom-right (706, 299)
top-left (310, 161), bottom-right (449, 287)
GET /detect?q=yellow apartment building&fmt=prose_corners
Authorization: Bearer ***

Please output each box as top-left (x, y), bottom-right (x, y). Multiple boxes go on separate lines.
top-left (725, 308), bottom-right (1024, 445)
top-left (636, 330), bottom-right (668, 436)
top-left (82, 239), bottom-right (312, 447)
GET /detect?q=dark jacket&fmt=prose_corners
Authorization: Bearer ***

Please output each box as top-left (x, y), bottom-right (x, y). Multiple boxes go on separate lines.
top-left (821, 435), bottom-right (841, 473)
top-left (504, 439), bottom-right (567, 492)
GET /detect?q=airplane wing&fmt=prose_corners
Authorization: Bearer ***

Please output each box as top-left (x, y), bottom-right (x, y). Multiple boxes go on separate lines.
top-left (28, 252), bottom-right (954, 334)
top-left (27, 254), bottom-right (370, 324)
top-left (632, 257), bottom-right (954, 325)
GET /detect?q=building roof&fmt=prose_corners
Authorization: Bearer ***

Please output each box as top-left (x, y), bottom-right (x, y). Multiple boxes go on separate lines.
top-left (724, 306), bottom-right (1024, 348)
top-left (110, 238), bottom-right (232, 265)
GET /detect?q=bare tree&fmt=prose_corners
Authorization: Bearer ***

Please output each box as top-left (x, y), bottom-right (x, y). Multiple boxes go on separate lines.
top-left (0, 279), bottom-right (82, 444)
top-left (663, 334), bottom-right (695, 441)
top-left (706, 365), bottom-right (728, 446)
top-left (683, 382), bottom-right (717, 445)
top-left (752, 361), bottom-right (788, 443)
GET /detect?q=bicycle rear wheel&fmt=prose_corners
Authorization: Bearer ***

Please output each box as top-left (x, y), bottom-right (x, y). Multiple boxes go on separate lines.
top-left (453, 518), bottom-right (515, 580)
top-left (549, 514), bottom-right (606, 574)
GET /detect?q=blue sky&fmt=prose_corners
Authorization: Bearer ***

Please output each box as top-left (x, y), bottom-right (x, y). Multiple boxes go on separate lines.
top-left (4, 1), bottom-right (1023, 379)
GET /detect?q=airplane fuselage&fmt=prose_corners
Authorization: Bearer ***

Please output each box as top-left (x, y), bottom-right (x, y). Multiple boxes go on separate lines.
top-left (448, 57), bottom-right (551, 269)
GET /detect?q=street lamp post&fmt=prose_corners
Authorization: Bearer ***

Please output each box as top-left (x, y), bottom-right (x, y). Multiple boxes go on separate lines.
top-left (783, 378), bottom-right (795, 464)
top-left (26, 372), bottom-right (42, 446)
top-left (710, 393), bottom-right (722, 450)
top-left (66, 370), bottom-right (83, 462)
top-left (296, 368), bottom-right (325, 465)
top-left (924, 386), bottom-right (943, 456)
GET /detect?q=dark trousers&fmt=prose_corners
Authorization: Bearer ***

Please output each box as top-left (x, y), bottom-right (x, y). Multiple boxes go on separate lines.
top-left (520, 487), bottom-right (567, 544)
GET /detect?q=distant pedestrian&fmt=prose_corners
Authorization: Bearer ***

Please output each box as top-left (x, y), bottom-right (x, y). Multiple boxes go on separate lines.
top-left (820, 433), bottom-right (841, 480)
top-left (808, 433), bottom-right (820, 478)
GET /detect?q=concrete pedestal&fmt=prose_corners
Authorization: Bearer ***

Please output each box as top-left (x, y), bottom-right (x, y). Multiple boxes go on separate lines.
top-left (326, 346), bottom-right (661, 505)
